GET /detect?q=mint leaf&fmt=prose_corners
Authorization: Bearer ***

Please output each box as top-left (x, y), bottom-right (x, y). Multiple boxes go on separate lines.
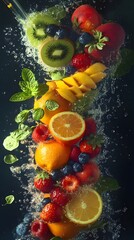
top-left (46, 100), bottom-right (59, 111)
top-left (37, 83), bottom-right (49, 97)
top-left (3, 136), bottom-right (19, 151)
top-left (95, 176), bottom-right (120, 194)
top-left (15, 110), bottom-right (30, 123)
top-left (19, 80), bottom-right (39, 96)
top-left (32, 108), bottom-right (44, 121)
top-left (22, 68), bottom-right (36, 82)
top-left (4, 195), bottom-right (15, 205)
top-left (10, 92), bottom-right (32, 102)
top-left (114, 48), bottom-right (134, 78)
top-left (4, 154), bottom-right (18, 164)
top-left (17, 124), bottom-right (32, 140)
top-left (72, 89), bottom-right (98, 116)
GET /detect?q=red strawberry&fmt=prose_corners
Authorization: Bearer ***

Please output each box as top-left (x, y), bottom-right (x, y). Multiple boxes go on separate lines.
top-left (79, 134), bottom-right (103, 158)
top-left (32, 124), bottom-right (50, 143)
top-left (40, 202), bottom-right (63, 222)
top-left (30, 219), bottom-right (51, 239)
top-left (86, 22), bottom-right (125, 62)
top-left (69, 145), bottom-right (81, 162)
top-left (61, 175), bottom-right (80, 193)
top-left (71, 4), bottom-right (102, 33)
top-left (34, 172), bottom-right (54, 193)
top-left (71, 53), bottom-right (92, 71)
top-left (76, 162), bottom-right (100, 184)
top-left (50, 187), bottom-right (70, 206)
top-left (84, 117), bottom-right (97, 137)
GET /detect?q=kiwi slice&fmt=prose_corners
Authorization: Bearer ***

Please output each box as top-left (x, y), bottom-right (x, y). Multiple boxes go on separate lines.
top-left (39, 38), bottom-right (75, 68)
top-left (25, 12), bottom-right (59, 48)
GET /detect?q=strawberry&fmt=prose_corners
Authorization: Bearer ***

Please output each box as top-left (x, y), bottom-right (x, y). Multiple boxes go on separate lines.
top-left (86, 22), bottom-right (125, 62)
top-left (76, 162), bottom-right (100, 184)
top-left (69, 145), bottom-right (81, 162)
top-left (30, 219), bottom-right (51, 239)
top-left (32, 124), bottom-right (50, 143)
top-left (71, 4), bottom-right (102, 33)
top-left (61, 175), bottom-right (80, 193)
top-left (50, 187), bottom-right (70, 206)
top-left (79, 134), bottom-right (104, 158)
top-left (34, 172), bottom-right (54, 193)
top-left (71, 53), bottom-right (92, 71)
top-left (40, 202), bottom-right (63, 222)
top-left (84, 117), bottom-right (97, 137)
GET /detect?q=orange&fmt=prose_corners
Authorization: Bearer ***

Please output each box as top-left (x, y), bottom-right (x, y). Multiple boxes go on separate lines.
top-left (35, 140), bottom-right (71, 172)
top-left (48, 217), bottom-right (84, 240)
top-left (49, 111), bottom-right (86, 145)
top-left (34, 89), bottom-right (71, 125)
top-left (65, 186), bottom-right (103, 225)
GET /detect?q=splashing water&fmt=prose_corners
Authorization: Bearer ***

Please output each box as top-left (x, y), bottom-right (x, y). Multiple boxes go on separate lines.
top-left (2, 0), bottom-right (129, 239)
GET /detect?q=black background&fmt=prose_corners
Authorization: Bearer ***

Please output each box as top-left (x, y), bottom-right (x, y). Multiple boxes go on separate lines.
top-left (0, 0), bottom-right (134, 240)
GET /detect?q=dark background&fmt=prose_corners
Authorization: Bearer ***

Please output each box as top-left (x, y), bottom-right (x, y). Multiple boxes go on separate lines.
top-left (0, 0), bottom-right (134, 239)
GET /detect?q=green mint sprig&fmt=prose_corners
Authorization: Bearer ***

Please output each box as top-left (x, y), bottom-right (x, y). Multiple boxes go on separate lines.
top-left (15, 108), bottom-right (44, 123)
top-left (71, 89), bottom-right (98, 116)
top-left (10, 68), bottom-right (48, 102)
top-left (3, 124), bottom-right (32, 151)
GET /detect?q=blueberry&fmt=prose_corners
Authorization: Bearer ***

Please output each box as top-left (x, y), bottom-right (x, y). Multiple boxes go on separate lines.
top-left (16, 223), bottom-right (27, 236)
top-left (23, 213), bottom-right (33, 224)
top-left (79, 32), bottom-right (93, 45)
top-left (41, 197), bottom-right (51, 206)
top-left (65, 65), bottom-right (76, 76)
top-left (78, 153), bottom-right (90, 164)
top-left (36, 197), bottom-right (51, 212)
top-left (73, 162), bottom-right (83, 172)
top-left (61, 165), bottom-right (74, 175)
top-left (46, 24), bottom-right (59, 36)
top-left (55, 28), bottom-right (69, 39)
top-left (51, 169), bottom-right (63, 181)
top-left (68, 160), bottom-right (75, 166)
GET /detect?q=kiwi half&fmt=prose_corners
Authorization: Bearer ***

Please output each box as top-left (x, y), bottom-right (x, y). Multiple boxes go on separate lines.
top-left (39, 38), bottom-right (75, 68)
top-left (25, 12), bottom-right (58, 48)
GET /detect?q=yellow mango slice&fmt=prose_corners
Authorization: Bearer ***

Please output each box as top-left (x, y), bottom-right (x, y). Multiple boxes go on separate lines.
top-left (46, 81), bottom-right (57, 90)
top-left (56, 88), bottom-right (77, 103)
top-left (63, 76), bottom-right (79, 87)
top-left (70, 86), bottom-right (83, 98)
top-left (85, 63), bottom-right (107, 75)
top-left (73, 72), bottom-right (97, 89)
top-left (90, 72), bottom-right (107, 83)
top-left (55, 80), bottom-right (69, 89)
top-left (79, 85), bottom-right (91, 92)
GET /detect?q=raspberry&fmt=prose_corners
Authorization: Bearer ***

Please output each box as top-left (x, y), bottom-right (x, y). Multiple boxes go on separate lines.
top-left (61, 175), bottom-right (80, 193)
top-left (30, 219), bottom-right (51, 239)
top-left (32, 124), bottom-right (50, 143)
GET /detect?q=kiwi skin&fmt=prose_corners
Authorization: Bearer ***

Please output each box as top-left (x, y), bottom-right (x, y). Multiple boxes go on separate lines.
top-left (24, 12), bottom-right (59, 48)
top-left (39, 38), bottom-right (75, 68)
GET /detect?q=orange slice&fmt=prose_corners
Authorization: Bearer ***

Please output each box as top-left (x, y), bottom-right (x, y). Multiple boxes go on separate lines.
top-left (49, 111), bottom-right (85, 145)
top-left (65, 186), bottom-right (103, 225)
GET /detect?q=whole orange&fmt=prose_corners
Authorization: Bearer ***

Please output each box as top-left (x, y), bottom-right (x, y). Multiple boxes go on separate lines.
top-left (34, 89), bottom-right (71, 125)
top-left (35, 140), bottom-right (71, 172)
top-left (48, 217), bottom-right (84, 240)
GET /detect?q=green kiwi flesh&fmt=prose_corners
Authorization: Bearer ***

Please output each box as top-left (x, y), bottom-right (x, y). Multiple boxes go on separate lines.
top-left (25, 12), bottom-right (58, 48)
top-left (40, 39), bottom-right (75, 68)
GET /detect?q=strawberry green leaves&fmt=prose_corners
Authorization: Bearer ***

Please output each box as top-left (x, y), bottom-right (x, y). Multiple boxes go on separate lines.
top-left (10, 68), bottom-right (48, 102)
